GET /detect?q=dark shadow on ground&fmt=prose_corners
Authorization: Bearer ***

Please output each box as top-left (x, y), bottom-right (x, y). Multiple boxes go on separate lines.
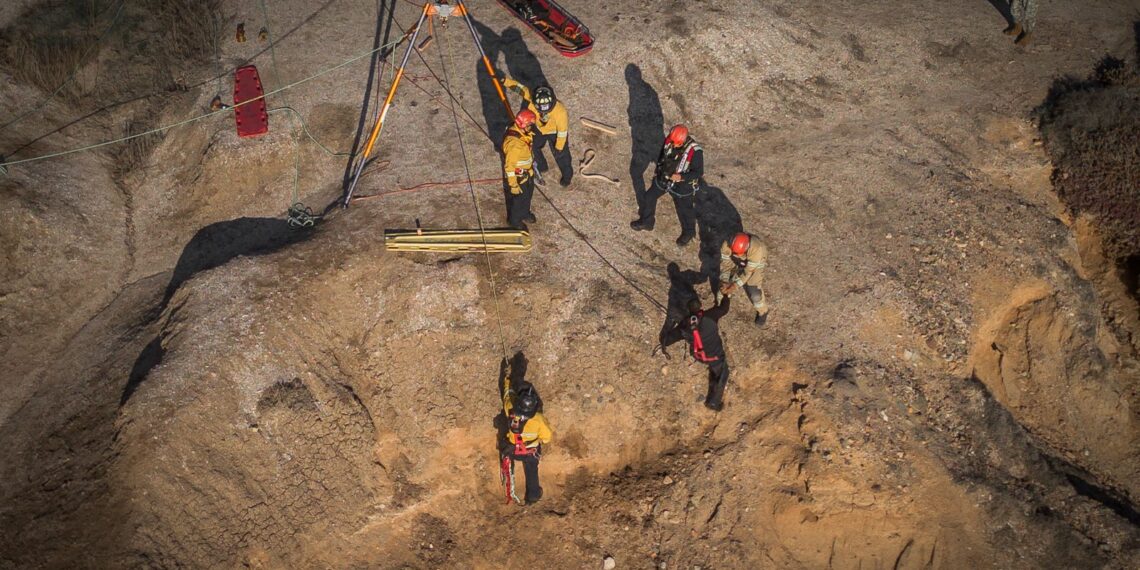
top-left (163, 218), bottom-right (312, 306)
top-left (469, 18), bottom-right (549, 224)
top-left (470, 18), bottom-right (549, 144)
top-left (121, 336), bottom-right (164, 405)
top-left (626, 64), bottom-right (664, 216)
top-left (985, 0), bottom-right (1014, 27)
top-left (122, 217), bottom-right (312, 406)
top-left (660, 262), bottom-right (704, 341)
top-left (695, 185), bottom-right (744, 286)
top-left (336, 0), bottom-right (398, 209)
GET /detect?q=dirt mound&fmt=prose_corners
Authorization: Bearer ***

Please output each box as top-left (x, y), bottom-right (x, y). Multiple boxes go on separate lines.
top-left (3, 0), bottom-right (1140, 568)
top-left (1038, 56), bottom-right (1140, 300)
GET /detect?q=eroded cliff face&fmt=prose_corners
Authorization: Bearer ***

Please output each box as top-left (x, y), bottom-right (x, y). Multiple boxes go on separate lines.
top-left (1, 0), bottom-right (1138, 568)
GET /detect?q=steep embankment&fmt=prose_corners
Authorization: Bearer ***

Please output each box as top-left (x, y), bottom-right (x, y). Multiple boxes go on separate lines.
top-left (1, 0), bottom-right (1138, 568)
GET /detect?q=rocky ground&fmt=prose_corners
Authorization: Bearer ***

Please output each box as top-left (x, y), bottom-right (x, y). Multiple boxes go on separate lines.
top-left (1, 0), bottom-right (1138, 568)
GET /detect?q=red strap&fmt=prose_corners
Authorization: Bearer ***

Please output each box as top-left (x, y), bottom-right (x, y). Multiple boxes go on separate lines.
top-left (691, 327), bottom-right (719, 363)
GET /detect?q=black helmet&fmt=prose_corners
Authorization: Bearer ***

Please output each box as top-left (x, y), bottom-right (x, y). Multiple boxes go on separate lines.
top-left (533, 85), bottom-right (555, 114)
top-left (515, 385), bottom-right (539, 417)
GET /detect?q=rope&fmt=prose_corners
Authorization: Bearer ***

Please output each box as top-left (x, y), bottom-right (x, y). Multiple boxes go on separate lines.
top-left (266, 107), bottom-right (351, 156)
top-left (577, 148), bottom-right (619, 185)
top-left (441, 21), bottom-right (509, 359)
top-left (0, 35), bottom-right (407, 170)
top-left (535, 185), bottom-right (668, 314)
top-left (0, 0), bottom-right (129, 135)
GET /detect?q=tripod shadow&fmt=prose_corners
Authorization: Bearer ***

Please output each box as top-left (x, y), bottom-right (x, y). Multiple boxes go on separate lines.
top-left (659, 261), bottom-right (705, 341)
top-left (626, 64), bottom-right (664, 217)
top-left (335, 0), bottom-right (398, 209)
top-left (695, 185), bottom-right (744, 288)
top-left (122, 217), bottom-right (312, 407)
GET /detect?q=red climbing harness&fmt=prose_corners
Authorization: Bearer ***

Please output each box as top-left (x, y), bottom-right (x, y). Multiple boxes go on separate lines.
top-left (689, 312), bottom-right (720, 363)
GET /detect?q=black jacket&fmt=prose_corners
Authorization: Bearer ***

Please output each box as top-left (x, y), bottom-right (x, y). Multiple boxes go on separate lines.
top-left (660, 297), bottom-right (729, 361)
top-left (653, 137), bottom-right (704, 188)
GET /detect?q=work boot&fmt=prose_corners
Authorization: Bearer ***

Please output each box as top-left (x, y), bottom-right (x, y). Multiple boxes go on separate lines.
top-left (1014, 31), bottom-right (1033, 46)
top-left (755, 313), bottom-right (768, 327)
top-left (704, 399), bottom-right (723, 412)
top-left (675, 233), bottom-right (695, 247)
top-left (559, 176), bottom-right (572, 188)
top-left (525, 487), bottom-right (543, 505)
top-left (511, 221), bottom-right (529, 232)
top-left (630, 219), bottom-right (654, 231)
top-left (1003, 22), bottom-right (1022, 36)
top-left (523, 213), bottom-right (537, 224)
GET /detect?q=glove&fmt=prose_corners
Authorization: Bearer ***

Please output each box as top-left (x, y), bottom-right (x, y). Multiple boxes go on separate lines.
top-left (720, 282), bottom-right (736, 295)
top-left (502, 77), bottom-right (522, 93)
top-left (509, 184), bottom-right (522, 195)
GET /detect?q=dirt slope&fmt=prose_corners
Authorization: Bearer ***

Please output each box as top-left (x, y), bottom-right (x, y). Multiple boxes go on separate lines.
top-left (1, 0), bottom-right (1139, 568)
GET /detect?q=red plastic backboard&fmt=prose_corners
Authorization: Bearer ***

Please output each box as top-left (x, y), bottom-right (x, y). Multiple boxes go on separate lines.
top-left (234, 65), bottom-right (269, 138)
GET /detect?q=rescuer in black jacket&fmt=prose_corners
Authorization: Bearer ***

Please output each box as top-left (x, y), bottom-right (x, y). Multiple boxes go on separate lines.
top-left (659, 296), bottom-right (731, 411)
top-left (630, 124), bottom-right (704, 247)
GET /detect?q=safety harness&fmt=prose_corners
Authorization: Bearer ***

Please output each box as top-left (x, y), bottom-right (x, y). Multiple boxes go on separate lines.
top-left (688, 311), bottom-right (720, 363)
top-left (500, 413), bottom-right (537, 505)
top-left (656, 138), bottom-right (702, 197)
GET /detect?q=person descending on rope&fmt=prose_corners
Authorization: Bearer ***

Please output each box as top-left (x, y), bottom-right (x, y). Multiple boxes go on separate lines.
top-left (502, 109), bottom-right (538, 230)
top-left (502, 78), bottom-right (573, 187)
top-left (501, 366), bottom-right (552, 505)
top-left (630, 124), bottom-right (704, 247)
top-left (659, 297), bottom-right (731, 411)
top-left (717, 232), bottom-right (771, 327)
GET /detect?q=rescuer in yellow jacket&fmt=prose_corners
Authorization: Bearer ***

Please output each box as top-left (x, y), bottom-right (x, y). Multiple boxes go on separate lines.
top-left (503, 78), bottom-right (573, 187)
top-left (717, 232), bottom-right (771, 326)
top-left (501, 377), bottom-right (552, 504)
top-left (502, 109), bottom-right (537, 230)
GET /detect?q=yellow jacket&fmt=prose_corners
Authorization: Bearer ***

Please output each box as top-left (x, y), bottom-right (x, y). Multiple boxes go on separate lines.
top-left (503, 78), bottom-right (568, 150)
top-left (505, 413), bottom-right (553, 449)
top-left (502, 387), bottom-right (553, 449)
top-left (719, 234), bottom-right (768, 287)
top-left (501, 125), bottom-right (534, 194)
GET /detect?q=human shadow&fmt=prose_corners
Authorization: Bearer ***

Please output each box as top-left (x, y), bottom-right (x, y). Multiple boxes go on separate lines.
top-left (470, 19), bottom-right (549, 144)
top-left (470, 18), bottom-right (550, 222)
top-left (985, 0), bottom-right (1014, 27)
top-left (626, 64), bottom-right (664, 216)
top-left (659, 262), bottom-right (706, 341)
top-left (695, 185), bottom-right (744, 287)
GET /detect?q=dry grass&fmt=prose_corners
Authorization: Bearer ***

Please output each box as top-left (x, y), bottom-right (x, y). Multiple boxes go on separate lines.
top-left (112, 118), bottom-right (164, 178)
top-left (5, 35), bottom-right (91, 99)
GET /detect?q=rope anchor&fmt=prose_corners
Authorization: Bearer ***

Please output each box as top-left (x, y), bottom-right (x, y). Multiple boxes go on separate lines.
top-left (286, 202), bottom-right (318, 228)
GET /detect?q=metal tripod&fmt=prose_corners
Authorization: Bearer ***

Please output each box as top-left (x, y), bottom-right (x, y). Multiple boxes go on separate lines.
top-left (343, 0), bottom-right (514, 207)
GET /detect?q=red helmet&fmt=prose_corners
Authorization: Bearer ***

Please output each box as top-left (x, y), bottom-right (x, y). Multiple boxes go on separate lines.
top-left (730, 233), bottom-right (751, 256)
top-left (666, 124), bottom-right (688, 146)
top-left (514, 109), bottom-right (536, 129)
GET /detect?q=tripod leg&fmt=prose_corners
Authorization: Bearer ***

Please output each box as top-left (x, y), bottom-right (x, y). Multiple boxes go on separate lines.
top-left (344, 2), bottom-right (431, 207)
top-left (456, 0), bottom-right (514, 121)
